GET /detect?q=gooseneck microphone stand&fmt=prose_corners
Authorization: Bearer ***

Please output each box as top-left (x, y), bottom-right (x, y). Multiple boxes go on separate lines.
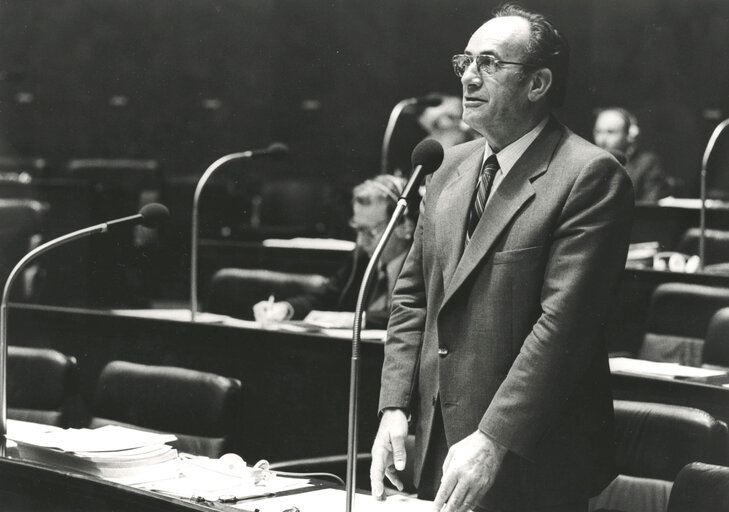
top-left (345, 195), bottom-right (409, 512)
top-left (0, 203), bottom-right (169, 454)
top-left (190, 153), bottom-right (254, 322)
top-left (380, 98), bottom-right (419, 173)
top-left (699, 118), bottom-right (729, 271)
top-left (190, 143), bottom-right (287, 322)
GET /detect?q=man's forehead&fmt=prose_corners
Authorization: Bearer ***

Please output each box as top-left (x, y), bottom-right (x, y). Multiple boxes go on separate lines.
top-left (465, 16), bottom-right (530, 56)
top-left (596, 111), bottom-right (627, 129)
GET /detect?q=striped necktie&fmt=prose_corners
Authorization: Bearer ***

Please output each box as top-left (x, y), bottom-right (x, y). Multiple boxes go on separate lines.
top-left (466, 154), bottom-right (499, 240)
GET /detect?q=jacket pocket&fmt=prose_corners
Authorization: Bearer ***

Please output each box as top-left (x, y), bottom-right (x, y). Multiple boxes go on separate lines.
top-left (493, 245), bottom-right (544, 265)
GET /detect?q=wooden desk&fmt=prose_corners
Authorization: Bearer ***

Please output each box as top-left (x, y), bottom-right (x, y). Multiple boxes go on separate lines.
top-left (632, 199), bottom-right (729, 249)
top-left (0, 456), bottom-right (210, 511)
top-left (7, 304), bottom-right (384, 463)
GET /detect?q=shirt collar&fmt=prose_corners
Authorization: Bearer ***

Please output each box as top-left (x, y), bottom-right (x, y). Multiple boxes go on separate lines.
top-left (483, 116), bottom-right (549, 175)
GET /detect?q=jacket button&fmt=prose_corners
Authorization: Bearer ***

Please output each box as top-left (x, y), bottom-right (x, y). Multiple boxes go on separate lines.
top-left (438, 347), bottom-right (449, 357)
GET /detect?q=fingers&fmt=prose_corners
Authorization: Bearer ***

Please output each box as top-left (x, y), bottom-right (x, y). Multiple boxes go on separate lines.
top-left (433, 469), bottom-right (457, 510)
top-left (370, 439), bottom-right (389, 500)
top-left (390, 431), bottom-right (407, 471)
top-left (384, 463), bottom-right (404, 492)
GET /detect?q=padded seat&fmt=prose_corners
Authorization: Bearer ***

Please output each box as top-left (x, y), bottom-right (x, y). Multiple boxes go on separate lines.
top-left (7, 346), bottom-right (78, 427)
top-left (704, 307), bottom-right (729, 369)
top-left (638, 282), bottom-right (729, 366)
top-left (667, 462), bottom-right (729, 512)
top-left (205, 268), bottom-right (328, 320)
top-left (590, 400), bottom-right (729, 512)
top-left (89, 361), bottom-right (242, 458)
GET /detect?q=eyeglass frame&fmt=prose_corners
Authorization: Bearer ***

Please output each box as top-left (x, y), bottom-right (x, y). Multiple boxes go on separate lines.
top-left (451, 53), bottom-right (535, 78)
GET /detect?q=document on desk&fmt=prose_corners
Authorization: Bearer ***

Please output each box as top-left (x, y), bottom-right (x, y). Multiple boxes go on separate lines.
top-left (236, 488), bottom-right (433, 511)
top-left (610, 357), bottom-right (728, 379)
top-left (262, 237), bottom-right (356, 251)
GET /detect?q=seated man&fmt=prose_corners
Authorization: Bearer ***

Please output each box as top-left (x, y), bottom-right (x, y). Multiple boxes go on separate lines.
top-left (252, 174), bottom-right (414, 328)
top-left (593, 107), bottom-right (672, 201)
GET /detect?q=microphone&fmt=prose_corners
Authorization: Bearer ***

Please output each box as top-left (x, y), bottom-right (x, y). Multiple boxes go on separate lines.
top-left (399, 138), bottom-right (445, 201)
top-left (0, 204), bottom-right (170, 450)
top-left (380, 95), bottom-right (444, 172)
top-left (345, 139), bottom-right (444, 512)
top-left (106, 202), bottom-right (171, 230)
top-left (699, 118), bottom-right (729, 271)
top-left (189, 143), bottom-right (289, 321)
top-left (238, 142), bottom-right (289, 160)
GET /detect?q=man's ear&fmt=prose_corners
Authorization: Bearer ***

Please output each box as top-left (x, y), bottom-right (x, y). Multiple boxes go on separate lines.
top-left (527, 68), bottom-right (552, 103)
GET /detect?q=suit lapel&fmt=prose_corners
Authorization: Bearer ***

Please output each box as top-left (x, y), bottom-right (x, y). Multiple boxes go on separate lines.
top-left (435, 145), bottom-right (483, 292)
top-left (440, 118), bottom-right (564, 310)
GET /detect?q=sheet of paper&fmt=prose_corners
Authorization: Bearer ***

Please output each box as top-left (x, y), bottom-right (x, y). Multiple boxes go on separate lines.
top-left (236, 487), bottom-right (433, 511)
top-left (610, 357), bottom-right (728, 378)
top-left (110, 308), bottom-right (230, 324)
top-left (263, 238), bottom-right (356, 251)
top-left (7, 424), bottom-right (176, 452)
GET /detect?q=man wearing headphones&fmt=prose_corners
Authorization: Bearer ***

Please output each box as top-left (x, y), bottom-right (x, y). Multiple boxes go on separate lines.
top-left (252, 174), bottom-right (414, 329)
top-left (593, 107), bottom-right (672, 201)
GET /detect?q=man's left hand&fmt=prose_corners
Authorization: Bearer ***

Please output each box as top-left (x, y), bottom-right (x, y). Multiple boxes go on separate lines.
top-left (433, 430), bottom-right (507, 512)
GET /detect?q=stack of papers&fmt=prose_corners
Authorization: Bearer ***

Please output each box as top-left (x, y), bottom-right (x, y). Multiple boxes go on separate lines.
top-left (262, 238), bottom-right (356, 251)
top-left (7, 422), bottom-right (180, 485)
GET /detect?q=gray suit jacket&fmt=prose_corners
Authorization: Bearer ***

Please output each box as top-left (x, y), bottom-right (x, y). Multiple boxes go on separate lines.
top-left (378, 116), bottom-right (634, 507)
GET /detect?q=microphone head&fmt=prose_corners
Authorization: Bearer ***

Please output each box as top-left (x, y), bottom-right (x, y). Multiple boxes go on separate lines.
top-left (139, 203), bottom-right (170, 228)
top-left (417, 94), bottom-right (443, 107)
top-left (266, 142), bottom-right (289, 159)
top-left (411, 138), bottom-right (445, 175)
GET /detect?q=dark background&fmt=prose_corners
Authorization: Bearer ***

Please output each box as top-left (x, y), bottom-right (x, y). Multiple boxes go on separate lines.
top-left (0, 0), bottom-right (728, 307)
top-left (0, 0), bottom-right (728, 192)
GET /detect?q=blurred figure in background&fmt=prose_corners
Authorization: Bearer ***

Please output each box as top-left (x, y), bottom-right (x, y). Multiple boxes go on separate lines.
top-left (593, 107), bottom-right (672, 201)
top-left (253, 174), bottom-right (413, 328)
top-left (417, 94), bottom-right (479, 149)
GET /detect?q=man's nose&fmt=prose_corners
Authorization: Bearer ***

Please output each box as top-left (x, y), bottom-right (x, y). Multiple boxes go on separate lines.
top-left (461, 61), bottom-right (482, 88)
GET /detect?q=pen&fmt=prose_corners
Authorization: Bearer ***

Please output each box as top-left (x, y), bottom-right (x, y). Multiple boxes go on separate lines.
top-left (267, 294), bottom-right (275, 312)
top-left (217, 492), bottom-right (275, 503)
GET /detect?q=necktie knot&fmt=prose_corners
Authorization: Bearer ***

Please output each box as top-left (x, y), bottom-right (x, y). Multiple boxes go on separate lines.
top-left (466, 154), bottom-right (500, 240)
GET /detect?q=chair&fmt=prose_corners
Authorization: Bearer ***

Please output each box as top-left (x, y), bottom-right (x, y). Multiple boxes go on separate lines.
top-left (89, 361), bottom-right (242, 458)
top-left (0, 199), bottom-right (47, 300)
top-left (704, 307), bottom-right (729, 369)
top-left (590, 400), bottom-right (729, 512)
top-left (667, 462), bottom-right (729, 512)
top-left (638, 282), bottom-right (729, 366)
top-left (205, 268), bottom-right (328, 320)
top-left (7, 346), bottom-right (79, 427)
top-left (676, 228), bottom-right (729, 267)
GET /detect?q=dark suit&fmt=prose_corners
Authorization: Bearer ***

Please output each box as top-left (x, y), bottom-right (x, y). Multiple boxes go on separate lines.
top-left (285, 249), bottom-right (394, 329)
top-left (378, 117), bottom-right (634, 508)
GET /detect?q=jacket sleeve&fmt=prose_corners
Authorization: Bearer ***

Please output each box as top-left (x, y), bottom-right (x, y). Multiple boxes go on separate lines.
top-left (478, 155), bottom-right (634, 459)
top-left (378, 191), bottom-right (429, 414)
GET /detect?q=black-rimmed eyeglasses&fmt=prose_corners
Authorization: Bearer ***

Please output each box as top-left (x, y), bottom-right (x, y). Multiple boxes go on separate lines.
top-left (451, 54), bottom-right (532, 77)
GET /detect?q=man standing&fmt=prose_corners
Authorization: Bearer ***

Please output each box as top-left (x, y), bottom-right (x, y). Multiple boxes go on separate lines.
top-left (370, 4), bottom-right (634, 512)
top-left (593, 107), bottom-right (672, 202)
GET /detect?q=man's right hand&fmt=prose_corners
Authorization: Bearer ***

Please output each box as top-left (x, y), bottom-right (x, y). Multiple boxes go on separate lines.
top-left (370, 408), bottom-right (409, 500)
top-left (252, 300), bottom-right (291, 323)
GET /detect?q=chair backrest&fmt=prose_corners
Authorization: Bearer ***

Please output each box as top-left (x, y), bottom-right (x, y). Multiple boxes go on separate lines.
top-left (705, 307), bottom-right (729, 368)
top-left (638, 282), bottom-right (729, 366)
top-left (205, 268), bottom-right (328, 320)
top-left (7, 346), bottom-right (78, 427)
top-left (90, 360), bottom-right (242, 458)
top-left (677, 228), bottom-right (729, 266)
top-left (590, 400), bottom-right (729, 512)
top-left (667, 462), bottom-right (729, 512)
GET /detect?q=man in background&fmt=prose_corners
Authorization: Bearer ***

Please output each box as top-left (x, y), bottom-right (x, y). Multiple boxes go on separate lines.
top-left (253, 174), bottom-right (413, 329)
top-left (593, 107), bottom-right (672, 201)
top-left (370, 4), bottom-right (634, 511)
